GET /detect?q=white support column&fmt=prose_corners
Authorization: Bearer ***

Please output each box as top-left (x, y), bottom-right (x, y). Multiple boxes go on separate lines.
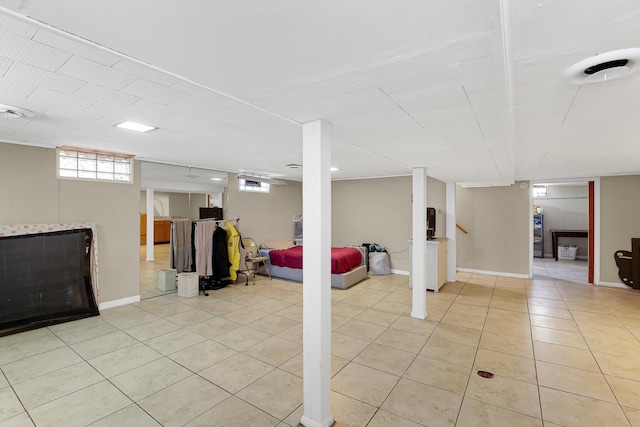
top-left (300, 120), bottom-right (334, 427)
top-left (411, 168), bottom-right (427, 319)
top-left (446, 183), bottom-right (457, 282)
top-left (145, 188), bottom-right (155, 261)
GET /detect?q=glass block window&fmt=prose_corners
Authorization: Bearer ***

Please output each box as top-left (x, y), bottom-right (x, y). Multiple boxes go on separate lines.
top-left (533, 185), bottom-right (548, 198)
top-left (58, 147), bottom-right (133, 183)
top-left (239, 177), bottom-right (270, 193)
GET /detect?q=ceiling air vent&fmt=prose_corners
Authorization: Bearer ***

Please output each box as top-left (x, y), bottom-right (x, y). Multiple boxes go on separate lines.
top-left (584, 59), bottom-right (629, 75)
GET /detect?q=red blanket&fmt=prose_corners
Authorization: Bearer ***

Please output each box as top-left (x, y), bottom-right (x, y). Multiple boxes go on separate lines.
top-left (268, 246), bottom-right (362, 274)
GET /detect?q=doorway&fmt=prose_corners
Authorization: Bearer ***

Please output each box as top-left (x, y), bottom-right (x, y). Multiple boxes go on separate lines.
top-left (532, 181), bottom-right (594, 283)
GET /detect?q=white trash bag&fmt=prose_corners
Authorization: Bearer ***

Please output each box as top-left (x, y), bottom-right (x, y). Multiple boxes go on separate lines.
top-left (369, 252), bottom-right (390, 275)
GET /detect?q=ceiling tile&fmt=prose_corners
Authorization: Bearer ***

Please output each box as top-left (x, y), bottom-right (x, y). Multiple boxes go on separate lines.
top-left (122, 78), bottom-right (187, 105)
top-left (12, 38), bottom-right (72, 72)
top-left (0, 12), bottom-right (38, 38)
top-left (57, 55), bottom-right (137, 90)
top-left (32, 28), bottom-right (120, 66)
top-left (74, 83), bottom-right (140, 108)
top-left (113, 58), bottom-right (180, 87)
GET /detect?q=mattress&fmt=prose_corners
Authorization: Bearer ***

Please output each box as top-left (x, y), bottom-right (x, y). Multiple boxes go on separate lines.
top-left (268, 245), bottom-right (362, 274)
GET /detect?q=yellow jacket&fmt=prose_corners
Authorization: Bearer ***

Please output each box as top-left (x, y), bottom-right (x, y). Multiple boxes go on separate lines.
top-left (225, 222), bottom-right (240, 280)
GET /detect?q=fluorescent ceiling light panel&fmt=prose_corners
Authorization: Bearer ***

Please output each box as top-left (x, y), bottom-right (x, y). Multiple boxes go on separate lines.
top-left (115, 121), bottom-right (157, 133)
top-left (331, 167), bottom-right (340, 172)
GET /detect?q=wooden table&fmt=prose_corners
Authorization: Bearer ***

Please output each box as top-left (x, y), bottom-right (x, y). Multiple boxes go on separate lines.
top-left (550, 229), bottom-right (588, 261)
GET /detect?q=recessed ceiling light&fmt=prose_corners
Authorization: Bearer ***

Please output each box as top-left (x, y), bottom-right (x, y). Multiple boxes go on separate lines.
top-left (210, 177), bottom-right (223, 181)
top-left (114, 121), bottom-right (156, 133)
top-left (331, 167), bottom-right (340, 172)
top-left (0, 104), bottom-right (34, 118)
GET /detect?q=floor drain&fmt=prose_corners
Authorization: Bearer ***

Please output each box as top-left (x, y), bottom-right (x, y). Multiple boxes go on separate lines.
top-left (477, 370), bottom-right (494, 379)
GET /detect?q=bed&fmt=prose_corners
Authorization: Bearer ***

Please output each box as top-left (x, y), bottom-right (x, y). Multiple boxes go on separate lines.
top-left (259, 242), bottom-right (368, 289)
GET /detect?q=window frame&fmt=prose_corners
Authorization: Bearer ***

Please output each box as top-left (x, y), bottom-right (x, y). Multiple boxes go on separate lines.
top-left (57, 146), bottom-right (134, 184)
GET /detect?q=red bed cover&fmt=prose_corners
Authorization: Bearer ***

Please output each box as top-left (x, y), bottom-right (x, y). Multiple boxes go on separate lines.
top-left (268, 246), bottom-right (362, 274)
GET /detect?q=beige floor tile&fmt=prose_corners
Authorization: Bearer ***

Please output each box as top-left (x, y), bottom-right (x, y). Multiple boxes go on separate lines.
top-left (573, 311), bottom-right (625, 328)
top-left (353, 342), bottom-right (416, 376)
top-left (184, 395), bottom-right (279, 427)
top-left (465, 373), bottom-right (541, 418)
top-left (341, 293), bottom-right (384, 308)
top-left (110, 357), bottom-right (192, 401)
top-left (430, 322), bottom-right (482, 347)
top-left (331, 362), bottom-right (399, 406)
top-left (13, 362), bottom-right (104, 410)
top-left (529, 305), bottom-right (572, 319)
top-left (489, 299), bottom-right (528, 313)
top-left (532, 341), bottom-right (599, 372)
top-left (536, 361), bottom-right (616, 403)
top-left (333, 302), bottom-right (368, 318)
top-left (420, 336), bottom-right (477, 368)
top-left (88, 342), bottom-right (162, 378)
top-left (243, 336), bottom-right (302, 367)
top-left (251, 298), bottom-right (293, 314)
top-left (623, 407), bottom-right (640, 427)
top-left (237, 369), bottom-right (303, 420)
top-left (440, 311), bottom-right (485, 331)
top-left (585, 334), bottom-right (640, 358)
top-left (566, 301), bottom-right (611, 314)
top-left (474, 349), bottom-right (536, 384)
top-left (329, 391), bottom-right (377, 427)
top-left (248, 315), bottom-right (299, 335)
top-left (123, 318), bottom-right (181, 342)
top-left (487, 308), bottom-right (530, 324)
top-left (144, 328), bottom-right (206, 356)
top-left (0, 329), bottom-right (66, 365)
top-left (540, 386), bottom-right (630, 427)
top-left (483, 317), bottom-right (532, 339)
top-left (457, 397), bottom-right (542, 427)
top-left (366, 409), bottom-right (422, 427)
top-left (375, 328), bottom-right (427, 354)
top-left (530, 314), bottom-right (579, 332)
top-left (0, 374), bottom-right (7, 389)
top-left (0, 387), bottom-right (25, 423)
top-left (90, 404), bottom-right (161, 427)
top-left (70, 330), bottom-right (139, 360)
top-left (404, 355), bottom-right (470, 395)
top-left (335, 319), bottom-right (387, 342)
top-left (527, 297), bottom-right (567, 309)
top-left (48, 317), bottom-right (118, 345)
top-left (186, 317), bottom-right (242, 339)
top-left (454, 295), bottom-right (491, 307)
top-left (139, 375), bottom-right (230, 427)
top-left (0, 412), bottom-right (34, 427)
top-left (479, 331), bottom-right (533, 358)
top-left (165, 308), bottom-right (215, 327)
top-left (447, 303), bottom-right (489, 318)
top-left (29, 381), bottom-right (131, 427)
top-left (168, 339), bottom-right (237, 372)
top-left (332, 332), bottom-right (370, 360)
top-left (275, 304), bottom-right (303, 322)
top-left (102, 309), bottom-right (160, 330)
top-left (594, 352), bottom-right (640, 382)
top-left (332, 314), bottom-right (351, 331)
top-left (532, 326), bottom-right (588, 349)
top-left (1, 346), bottom-right (83, 385)
top-left (279, 353), bottom-right (348, 379)
top-left (606, 376), bottom-right (640, 410)
top-left (213, 326), bottom-right (270, 351)
top-left (371, 299), bottom-right (410, 314)
top-left (276, 324), bottom-right (303, 345)
top-left (353, 309), bottom-right (399, 328)
top-left (199, 353), bottom-right (274, 394)
top-left (389, 316), bottom-right (437, 336)
top-left (381, 378), bottom-right (462, 427)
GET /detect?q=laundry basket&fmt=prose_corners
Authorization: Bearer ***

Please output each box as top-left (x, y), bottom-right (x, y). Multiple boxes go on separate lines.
top-left (558, 245), bottom-right (578, 260)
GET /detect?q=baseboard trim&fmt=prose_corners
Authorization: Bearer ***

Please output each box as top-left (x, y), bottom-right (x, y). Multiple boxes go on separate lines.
top-left (457, 268), bottom-right (529, 279)
top-left (597, 281), bottom-right (632, 289)
top-left (99, 295), bottom-right (140, 310)
top-left (391, 269), bottom-right (409, 276)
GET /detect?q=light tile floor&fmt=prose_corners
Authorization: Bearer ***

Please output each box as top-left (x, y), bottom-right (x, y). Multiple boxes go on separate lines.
top-left (2, 252), bottom-right (640, 426)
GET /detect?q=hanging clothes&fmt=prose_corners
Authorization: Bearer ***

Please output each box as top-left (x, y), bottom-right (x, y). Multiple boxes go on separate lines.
top-left (212, 225), bottom-right (230, 282)
top-left (194, 220), bottom-right (215, 276)
top-left (171, 219), bottom-right (193, 273)
top-left (224, 221), bottom-right (241, 281)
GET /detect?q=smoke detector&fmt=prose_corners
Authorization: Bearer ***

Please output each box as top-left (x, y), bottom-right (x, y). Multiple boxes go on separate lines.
top-left (564, 48), bottom-right (640, 84)
top-left (0, 104), bottom-right (34, 118)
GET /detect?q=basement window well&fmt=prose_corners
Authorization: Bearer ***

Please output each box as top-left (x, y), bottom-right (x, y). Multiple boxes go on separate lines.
top-left (58, 147), bottom-right (133, 183)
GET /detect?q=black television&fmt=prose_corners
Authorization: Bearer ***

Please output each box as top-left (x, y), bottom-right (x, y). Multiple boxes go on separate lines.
top-left (427, 207), bottom-right (436, 240)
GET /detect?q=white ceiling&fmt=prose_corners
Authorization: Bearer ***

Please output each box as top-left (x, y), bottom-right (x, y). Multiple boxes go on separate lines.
top-left (1, 1), bottom-right (640, 187)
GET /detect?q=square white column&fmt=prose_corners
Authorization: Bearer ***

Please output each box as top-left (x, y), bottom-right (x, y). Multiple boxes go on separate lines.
top-left (146, 187), bottom-right (155, 261)
top-left (411, 168), bottom-right (427, 319)
top-left (446, 182), bottom-right (457, 282)
top-left (301, 120), bottom-right (334, 427)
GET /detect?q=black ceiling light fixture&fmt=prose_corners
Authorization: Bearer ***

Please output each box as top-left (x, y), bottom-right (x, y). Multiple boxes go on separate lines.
top-left (564, 48), bottom-right (640, 84)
